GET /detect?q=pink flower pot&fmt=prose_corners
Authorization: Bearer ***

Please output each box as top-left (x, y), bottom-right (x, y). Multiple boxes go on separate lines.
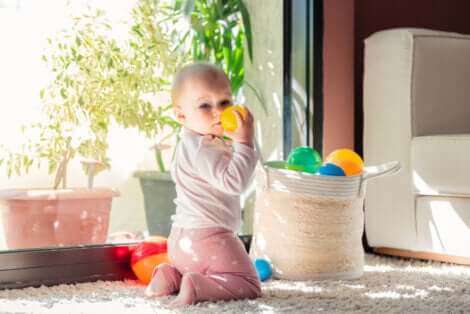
top-left (0, 188), bottom-right (119, 249)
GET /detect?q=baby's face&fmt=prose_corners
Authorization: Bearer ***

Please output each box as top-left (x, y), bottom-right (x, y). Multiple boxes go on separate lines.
top-left (175, 76), bottom-right (233, 137)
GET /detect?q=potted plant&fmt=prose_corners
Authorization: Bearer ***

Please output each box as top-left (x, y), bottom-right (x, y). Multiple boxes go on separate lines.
top-left (0, 0), bottom-right (184, 248)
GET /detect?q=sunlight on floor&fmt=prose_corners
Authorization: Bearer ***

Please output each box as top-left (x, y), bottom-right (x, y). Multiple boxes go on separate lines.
top-left (264, 281), bottom-right (324, 294)
top-left (364, 263), bottom-right (470, 276)
top-left (364, 289), bottom-right (429, 300)
top-left (363, 283), bottom-right (453, 300)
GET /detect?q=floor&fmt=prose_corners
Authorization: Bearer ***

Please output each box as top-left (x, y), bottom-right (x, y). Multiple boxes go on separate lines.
top-left (0, 254), bottom-right (469, 314)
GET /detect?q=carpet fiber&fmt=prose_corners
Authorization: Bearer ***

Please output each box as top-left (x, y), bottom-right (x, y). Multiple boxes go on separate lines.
top-left (1, 254), bottom-right (469, 313)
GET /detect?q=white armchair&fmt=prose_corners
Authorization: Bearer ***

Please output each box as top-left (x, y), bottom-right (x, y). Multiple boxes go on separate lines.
top-left (363, 28), bottom-right (470, 264)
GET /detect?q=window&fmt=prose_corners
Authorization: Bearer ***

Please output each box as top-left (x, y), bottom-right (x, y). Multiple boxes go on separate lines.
top-left (0, 0), bottom-right (323, 288)
top-left (284, 0), bottom-right (323, 157)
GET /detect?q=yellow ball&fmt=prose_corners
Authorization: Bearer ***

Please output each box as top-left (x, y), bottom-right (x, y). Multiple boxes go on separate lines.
top-left (220, 105), bottom-right (248, 132)
top-left (325, 148), bottom-right (364, 176)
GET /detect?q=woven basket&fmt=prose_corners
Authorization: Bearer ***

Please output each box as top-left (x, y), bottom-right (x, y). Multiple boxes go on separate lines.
top-left (250, 160), bottom-right (400, 280)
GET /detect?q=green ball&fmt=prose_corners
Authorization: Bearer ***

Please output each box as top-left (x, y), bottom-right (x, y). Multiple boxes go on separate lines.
top-left (286, 146), bottom-right (322, 173)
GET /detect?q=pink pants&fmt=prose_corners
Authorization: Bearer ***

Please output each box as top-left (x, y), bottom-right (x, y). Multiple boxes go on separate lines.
top-left (147, 226), bottom-right (261, 304)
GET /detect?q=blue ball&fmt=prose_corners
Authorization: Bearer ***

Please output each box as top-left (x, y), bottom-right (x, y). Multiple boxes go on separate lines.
top-left (317, 163), bottom-right (346, 176)
top-left (253, 258), bottom-right (272, 281)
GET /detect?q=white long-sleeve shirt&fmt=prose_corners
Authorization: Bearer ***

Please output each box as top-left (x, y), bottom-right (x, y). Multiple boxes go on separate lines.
top-left (170, 127), bottom-right (258, 232)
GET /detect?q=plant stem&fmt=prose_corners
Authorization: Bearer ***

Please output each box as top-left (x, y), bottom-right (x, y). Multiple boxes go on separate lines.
top-left (53, 157), bottom-right (65, 189)
top-left (53, 150), bottom-right (71, 189)
top-left (62, 154), bottom-right (68, 189)
top-left (155, 148), bottom-right (166, 172)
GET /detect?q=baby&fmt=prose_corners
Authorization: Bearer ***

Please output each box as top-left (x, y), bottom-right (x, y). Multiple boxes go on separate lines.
top-left (145, 63), bottom-right (262, 306)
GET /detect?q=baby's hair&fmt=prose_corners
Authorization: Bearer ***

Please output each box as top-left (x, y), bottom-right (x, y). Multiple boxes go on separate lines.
top-left (171, 63), bottom-right (230, 107)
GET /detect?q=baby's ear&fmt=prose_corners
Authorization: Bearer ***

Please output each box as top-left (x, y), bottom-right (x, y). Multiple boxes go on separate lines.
top-left (174, 106), bottom-right (185, 123)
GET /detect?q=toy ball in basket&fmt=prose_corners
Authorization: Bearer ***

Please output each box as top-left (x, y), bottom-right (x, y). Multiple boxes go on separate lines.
top-left (324, 149), bottom-right (364, 176)
top-left (317, 163), bottom-right (345, 176)
top-left (286, 146), bottom-right (322, 173)
top-left (131, 236), bottom-right (169, 284)
top-left (250, 146), bottom-right (400, 281)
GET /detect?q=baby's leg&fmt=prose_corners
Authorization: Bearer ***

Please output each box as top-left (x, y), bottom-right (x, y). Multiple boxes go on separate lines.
top-left (170, 271), bottom-right (261, 306)
top-left (170, 228), bottom-right (261, 306)
top-left (145, 263), bottom-right (182, 297)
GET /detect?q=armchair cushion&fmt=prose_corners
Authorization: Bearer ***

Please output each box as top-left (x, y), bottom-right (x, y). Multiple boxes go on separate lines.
top-left (412, 135), bottom-right (470, 196)
top-left (416, 196), bottom-right (470, 257)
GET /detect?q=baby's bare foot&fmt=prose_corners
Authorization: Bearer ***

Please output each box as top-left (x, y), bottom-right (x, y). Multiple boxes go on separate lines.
top-left (145, 278), bottom-right (169, 297)
top-left (168, 274), bottom-right (196, 306)
top-left (145, 264), bottom-right (177, 297)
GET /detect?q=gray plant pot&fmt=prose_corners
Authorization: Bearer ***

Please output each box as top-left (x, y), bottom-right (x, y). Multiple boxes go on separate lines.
top-left (134, 171), bottom-right (176, 237)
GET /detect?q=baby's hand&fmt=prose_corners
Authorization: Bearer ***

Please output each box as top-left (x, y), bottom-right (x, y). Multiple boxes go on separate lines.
top-left (224, 106), bottom-right (254, 148)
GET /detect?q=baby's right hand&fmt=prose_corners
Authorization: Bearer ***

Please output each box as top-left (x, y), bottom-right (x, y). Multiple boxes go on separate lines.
top-left (224, 106), bottom-right (254, 148)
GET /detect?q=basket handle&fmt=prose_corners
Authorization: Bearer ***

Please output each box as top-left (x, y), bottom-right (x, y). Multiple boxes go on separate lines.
top-left (362, 161), bottom-right (401, 182)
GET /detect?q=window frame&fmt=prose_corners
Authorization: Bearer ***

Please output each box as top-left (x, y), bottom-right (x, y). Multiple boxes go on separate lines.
top-left (283, 0), bottom-right (323, 157)
top-left (0, 244), bottom-right (135, 289)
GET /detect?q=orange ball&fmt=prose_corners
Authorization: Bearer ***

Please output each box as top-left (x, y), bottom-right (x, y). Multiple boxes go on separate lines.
top-left (131, 236), bottom-right (169, 284)
top-left (220, 105), bottom-right (248, 132)
top-left (325, 149), bottom-right (364, 176)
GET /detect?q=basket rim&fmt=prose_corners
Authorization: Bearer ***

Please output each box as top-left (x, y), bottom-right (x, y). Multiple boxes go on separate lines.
top-left (262, 164), bottom-right (362, 180)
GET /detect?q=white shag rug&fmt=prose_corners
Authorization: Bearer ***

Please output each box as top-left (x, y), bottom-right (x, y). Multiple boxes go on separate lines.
top-left (1, 254), bottom-right (470, 314)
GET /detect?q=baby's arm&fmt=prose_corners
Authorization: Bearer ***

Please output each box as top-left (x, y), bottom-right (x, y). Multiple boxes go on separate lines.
top-left (195, 137), bottom-right (257, 195)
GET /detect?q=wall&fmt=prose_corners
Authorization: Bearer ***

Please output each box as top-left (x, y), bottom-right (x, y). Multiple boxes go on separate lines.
top-left (322, 0), bottom-right (355, 157)
top-left (244, 0), bottom-right (284, 162)
top-left (242, 0), bottom-right (283, 234)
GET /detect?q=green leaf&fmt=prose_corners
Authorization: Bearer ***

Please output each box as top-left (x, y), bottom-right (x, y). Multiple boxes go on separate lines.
top-left (223, 47), bottom-right (231, 70)
top-left (132, 25), bottom-right (144, 38)
top-left (237, 0), bottom-right (253, 62)
top-left (231, 75), bottom-right (242, 95)
top-left (173, 0), bottom-right (184, 11)
top-left (215, 0), bottom-right (224, 19)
